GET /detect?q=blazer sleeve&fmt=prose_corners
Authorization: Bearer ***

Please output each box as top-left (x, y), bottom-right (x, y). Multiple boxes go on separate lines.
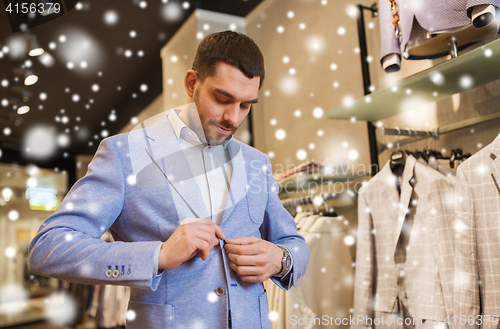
top-left (259, 156), bottom-right (310, 291)
top-left (29, 138), bottom-right (163, 291)
top-left (353, 189), bottom-right (375, 328)
top-left (454, 166), bottom-right (481, 329)
top-left (379, 0), bottom-right (402, 72)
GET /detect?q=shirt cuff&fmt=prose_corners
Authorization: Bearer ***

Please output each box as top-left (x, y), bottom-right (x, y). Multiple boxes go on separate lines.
top-left (152, 242), bottom-right (163, 278)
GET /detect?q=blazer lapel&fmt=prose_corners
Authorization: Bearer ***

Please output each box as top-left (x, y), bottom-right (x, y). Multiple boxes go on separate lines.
top-left (219, 141), bottom-right (248, 225)
top-left (489, 135), bottom-right (500, 195)
top-left (373, 162), bottom-right (401, 254)
top-left (393, 155), bottom-right (417, 251)
top-left (134, 110), bottom-right (210, 219)
top-left (379, 161), bottom-right (400, 213)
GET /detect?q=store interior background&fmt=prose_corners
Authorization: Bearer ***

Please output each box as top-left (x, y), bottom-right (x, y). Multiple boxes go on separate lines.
top-left (1, 0), bottom-right (500, 327)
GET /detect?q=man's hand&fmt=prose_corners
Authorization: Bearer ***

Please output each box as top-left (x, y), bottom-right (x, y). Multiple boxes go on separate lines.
top-left (158, 218), bottom-right (225, 269)
top-left (224, 236), bottom-right (283, 283)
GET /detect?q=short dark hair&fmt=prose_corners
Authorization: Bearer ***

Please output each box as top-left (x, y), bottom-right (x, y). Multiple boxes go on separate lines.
top-left (192, 31), bottom-right (265, 89)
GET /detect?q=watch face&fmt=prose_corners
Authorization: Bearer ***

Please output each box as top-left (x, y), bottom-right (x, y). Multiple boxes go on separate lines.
top-left (285, 256), bottom-right (291, 268)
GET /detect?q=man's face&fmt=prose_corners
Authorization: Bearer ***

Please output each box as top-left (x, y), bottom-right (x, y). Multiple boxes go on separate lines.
top-left (192, 62), bottom-right (260, 144)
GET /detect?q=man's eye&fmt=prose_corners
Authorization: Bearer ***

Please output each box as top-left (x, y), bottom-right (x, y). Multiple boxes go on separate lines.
top-left (216, 97), bottom-right (228, 104)
top-left (241, 104), bottom-right (250, 109)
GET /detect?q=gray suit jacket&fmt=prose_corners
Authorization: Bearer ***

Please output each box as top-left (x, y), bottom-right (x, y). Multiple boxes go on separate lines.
top-left (353, 156), bottom-right (456, 327)
top-left (454, 134), bottom-right (500, 329)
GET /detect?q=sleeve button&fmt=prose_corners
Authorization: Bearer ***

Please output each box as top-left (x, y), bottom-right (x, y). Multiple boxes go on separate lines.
top-left (112, 270), bottom-right (120, 278)
top-left (105, 269), bottom-right (113, 278)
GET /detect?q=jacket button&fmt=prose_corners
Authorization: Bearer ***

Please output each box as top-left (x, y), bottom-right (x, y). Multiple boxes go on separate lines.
top-left (112, 270), bottom-right (120, 278)
top-left (216, 287), bottom-right (225, 296)
top-left (105, 269), bottom-right (113, 278)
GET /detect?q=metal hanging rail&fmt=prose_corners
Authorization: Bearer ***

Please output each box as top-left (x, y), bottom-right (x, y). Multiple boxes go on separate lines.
top-left (280, 190), bottom-right (356, 206)
top-left (380, 111), bottom-right (500, 152)
top-left (382, 128), bottom-right (439, 139)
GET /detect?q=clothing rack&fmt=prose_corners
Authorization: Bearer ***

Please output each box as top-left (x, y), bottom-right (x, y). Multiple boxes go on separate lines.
top-left (380, 111), bottom-right (500, 152)
top-left (280, 190), bottom-right (356, 212)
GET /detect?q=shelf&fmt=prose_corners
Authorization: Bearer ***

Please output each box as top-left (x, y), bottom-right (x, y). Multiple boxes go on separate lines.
top-left (325, 37), bottom-right (500, 122)
top-left (278, 174), bottom-right (369, 194)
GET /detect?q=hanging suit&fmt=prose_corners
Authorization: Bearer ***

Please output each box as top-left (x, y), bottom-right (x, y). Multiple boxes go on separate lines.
top-left (353, 156), bottom-right (456, 327)
top-left (454, 134), bottom-right (500, 329)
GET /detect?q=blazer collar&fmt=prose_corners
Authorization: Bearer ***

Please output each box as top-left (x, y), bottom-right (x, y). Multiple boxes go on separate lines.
top-left (489, 134), bottom-right (500, 195)
top-left (129, 109), bottom-right (248, 222)
top-left (132, 110), bottom-right (210, 219)
top-left (168, 104), bottom-right (233, 149)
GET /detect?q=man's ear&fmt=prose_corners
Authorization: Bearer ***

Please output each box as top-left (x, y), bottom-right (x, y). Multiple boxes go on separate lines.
top-left (184, 70), bottom-right (199, 99)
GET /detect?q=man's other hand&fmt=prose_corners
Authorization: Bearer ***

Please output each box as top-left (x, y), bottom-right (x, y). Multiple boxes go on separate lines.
top-left (224, 237), bottom-right (282, 283)
top-left (158, 218), bottom-right (225, 269)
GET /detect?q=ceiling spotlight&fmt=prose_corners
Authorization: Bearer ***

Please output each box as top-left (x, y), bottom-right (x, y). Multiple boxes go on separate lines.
top-left (17, 105), bottom-right (30, 115)
top-left (24, 75), bottom-right (38, 86)
top-left (28, 37), bottom-right (44, 57)
top-left (29, 47), bottom-right (44, 57)
top-left (13, 68), bottom-right (38, 86)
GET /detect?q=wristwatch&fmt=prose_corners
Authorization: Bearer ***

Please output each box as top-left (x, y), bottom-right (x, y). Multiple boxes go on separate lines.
top-left (275, 245), bottom-right (291, 278)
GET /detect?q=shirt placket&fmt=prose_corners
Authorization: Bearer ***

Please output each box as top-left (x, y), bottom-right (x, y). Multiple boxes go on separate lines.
top-left (203, 145), bottom-right (216, 222)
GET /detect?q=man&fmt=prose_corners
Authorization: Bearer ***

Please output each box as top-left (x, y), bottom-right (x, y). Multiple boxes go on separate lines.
top-left (29, 31), bottom-right (309, 329)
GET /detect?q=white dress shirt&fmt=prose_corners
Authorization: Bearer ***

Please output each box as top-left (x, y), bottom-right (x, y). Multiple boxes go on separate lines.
top-left (168, 108), bottom-right (233, 226)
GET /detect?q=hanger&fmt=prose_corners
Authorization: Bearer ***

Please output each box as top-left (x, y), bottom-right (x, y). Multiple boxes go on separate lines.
top-left (312, 195), bottom-right (321, 214)
top-left (390, 127), bottom-right (407, 172)
top-left (411, 129), bottom-right (429, 163)
top-left (449, 148), bottom-right (471, 168)
top-left (404, 128), bottom-right (414, 157)
top-left (307, 195), bottom-right (314, 213)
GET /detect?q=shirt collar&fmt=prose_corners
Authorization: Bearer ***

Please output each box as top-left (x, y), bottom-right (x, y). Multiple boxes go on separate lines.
top-left (168, 107), bottom-right (233, 149)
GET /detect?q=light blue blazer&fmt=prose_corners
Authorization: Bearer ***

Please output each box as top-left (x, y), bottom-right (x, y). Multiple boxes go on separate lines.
top-left (29, 111), bottom-right (309, 329)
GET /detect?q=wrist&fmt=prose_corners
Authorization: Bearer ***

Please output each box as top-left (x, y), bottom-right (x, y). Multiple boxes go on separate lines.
top-left (158, 242), bottom-right (172, 269)
top-left (274, 245), bottom-right (291, 278)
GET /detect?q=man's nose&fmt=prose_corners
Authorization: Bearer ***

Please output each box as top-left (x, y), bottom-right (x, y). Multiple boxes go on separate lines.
top-left (222, 106), bottom-right (239, 126)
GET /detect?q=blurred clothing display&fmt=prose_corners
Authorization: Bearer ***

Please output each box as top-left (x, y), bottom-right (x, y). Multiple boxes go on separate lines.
top-left (266, 212), bottom-right (355, 329)
top-left (275, 162), bottom-right (325, 184)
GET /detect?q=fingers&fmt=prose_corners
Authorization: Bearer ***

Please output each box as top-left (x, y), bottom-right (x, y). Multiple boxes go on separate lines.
top-left (193, 238), bottom-right (211, 260)
top-left (181, 218), bottom-right (226, 261)
top-left (225, 236), bottom-right (259, 245)
top-left (237, 276), bottom-right (262, 283)
top-left (193, 229), bottom-right (219, 248)
top-left (213, 224), bottom-right (226, 240)
top-left (180, 218), bottom-right (202, 225)
top-left (186, 218), bottom-right (226, 240)
top-left (227, 253), bottom-right (266, 267)
top-left (192, 229), bottom-right (220, 261)
top-left (224, 242), bottom-right (265, 255)
top-left (159, 219), bottom-right (225, 269)
top-left (229, 263), bottom-right (266, 282)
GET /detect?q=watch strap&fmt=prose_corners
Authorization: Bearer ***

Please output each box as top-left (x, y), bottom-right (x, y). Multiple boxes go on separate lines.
top-left (275, 245), bottom-right (291, 278)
